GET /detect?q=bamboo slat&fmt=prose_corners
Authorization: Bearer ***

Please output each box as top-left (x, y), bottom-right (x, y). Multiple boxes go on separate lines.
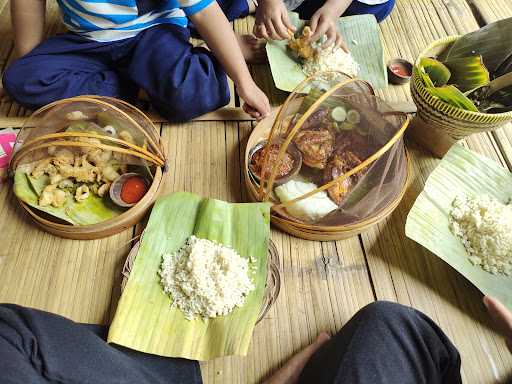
top-left (469, 0), bottom-right (512, 24)
top-left (361, 1), bottom-right (512, 382)
top-left (0, 182), bottom-right (133, 324)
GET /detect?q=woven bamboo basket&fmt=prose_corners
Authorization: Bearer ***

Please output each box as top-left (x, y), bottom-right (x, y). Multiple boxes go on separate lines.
top-left (121, 239), bottom-right (281, 323)
top-left (9, 96), bottom-right (167, 240)
top-left (410, 36), bottom-right (512, 155)
top-left (245, 72), bottom-right (411, 241)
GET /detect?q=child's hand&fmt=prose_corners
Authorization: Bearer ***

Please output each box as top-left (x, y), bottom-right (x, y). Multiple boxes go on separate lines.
top-left (237, 81), bottom-right (271, 120)
top-left (309, 4), bottom-right (348, 51)
top-left (254, 0), bottom-right (295, 40)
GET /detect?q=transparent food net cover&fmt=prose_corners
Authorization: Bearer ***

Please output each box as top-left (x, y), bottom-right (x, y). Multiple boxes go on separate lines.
top-left (10, 96), bottom-right (165, 225)
top-left (248, 72), bottom-right (409, 226)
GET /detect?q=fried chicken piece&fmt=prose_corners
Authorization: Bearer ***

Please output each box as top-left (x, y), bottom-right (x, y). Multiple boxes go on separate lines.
top-left (288, 26), bottom-right (316, 60)
top-left (294, 127), bottom-right (334, 169)
top-left (39, 184), bottom-right (67, 208)
top-left (323, 151), bottom-right (364, 206)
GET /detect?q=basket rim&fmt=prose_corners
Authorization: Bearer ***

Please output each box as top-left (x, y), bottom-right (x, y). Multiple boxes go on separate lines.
top-left (412, 36), bottom-right (512, 120)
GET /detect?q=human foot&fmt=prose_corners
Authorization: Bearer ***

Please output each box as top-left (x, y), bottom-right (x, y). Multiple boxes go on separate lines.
top-left (237, 34), bottom-right (267, 64)
top-left (264, 332), bottom-right (331, 384)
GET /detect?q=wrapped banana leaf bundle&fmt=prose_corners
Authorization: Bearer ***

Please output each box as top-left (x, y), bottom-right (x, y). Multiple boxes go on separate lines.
top-left (108, 192), bottom-right (271, 360)
top-left (415, 17), bottom-right (512, 113)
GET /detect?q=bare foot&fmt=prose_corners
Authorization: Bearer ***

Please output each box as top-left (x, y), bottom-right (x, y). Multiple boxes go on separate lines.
top-left (237, 34), bottom-right (267, 64)
top-left (264, 332), bottom-right (331, 384)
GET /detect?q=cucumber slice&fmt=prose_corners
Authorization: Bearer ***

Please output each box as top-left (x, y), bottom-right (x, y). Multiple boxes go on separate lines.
top-left (331, 106), bottom-right (347, 122)
top-left (346, 109), bottom-right (361, 125)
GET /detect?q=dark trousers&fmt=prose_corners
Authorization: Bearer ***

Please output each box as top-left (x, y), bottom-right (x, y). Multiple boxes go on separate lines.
top-left (0, 301), bottom-right (461, 384)
top-left (299, 301), bottom-right (462, 384)
top-left (295, 0), bottom-right (396, 23)
top-left (2, 0), bottom-right (249, 123)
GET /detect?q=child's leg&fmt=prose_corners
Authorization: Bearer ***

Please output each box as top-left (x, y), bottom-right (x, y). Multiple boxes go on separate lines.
top-left (2, 34), bottom-right (136, 110)
top-left (127, 24), bottom-right (231, 122)
top-left (294, 0), bottom-right (395, 23)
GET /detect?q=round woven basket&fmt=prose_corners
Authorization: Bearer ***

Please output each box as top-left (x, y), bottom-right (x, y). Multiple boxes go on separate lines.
top-left (244, 110), bottom-right (412, 241)
top-left (9, 96), bottom-right (166, 240)
top-left (121, 239), bottom-right (281, 324)
top-left (411, 36), bottom-right (512, 140)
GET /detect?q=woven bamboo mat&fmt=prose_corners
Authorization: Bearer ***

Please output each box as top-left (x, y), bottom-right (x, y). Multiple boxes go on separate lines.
top-left (470, 0), bottom-right (512, 23)
top-left (1, 0), bottom-right (512, 383)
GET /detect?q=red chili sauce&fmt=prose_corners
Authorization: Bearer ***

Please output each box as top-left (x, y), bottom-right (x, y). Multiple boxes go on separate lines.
top-left (121, 176), bottom-right (147, 204)
top-left (389, 63), bottom-right (411, 78)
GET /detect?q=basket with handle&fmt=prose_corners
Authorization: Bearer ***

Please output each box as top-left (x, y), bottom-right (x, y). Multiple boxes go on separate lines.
top-left (409, 36), bottom-right (512, 156)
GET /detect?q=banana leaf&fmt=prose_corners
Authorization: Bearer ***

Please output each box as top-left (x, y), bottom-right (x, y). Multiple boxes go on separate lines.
top-left (427, 85), bottom-right (479, 112)
top-left (419, 58), bottom-right (451, 86)
top-left (266, 12), bottom-right (387, 92)
top-left (108, 192), bottom-right (271, 360)
top-left (440, 17), bottom-right (512, 78)
top-left (405, 145), bottom-right (512, 312)
top-left (14, 170), bottom-right (124, 225)
top-left (444, 56), bottom-right (490, 93)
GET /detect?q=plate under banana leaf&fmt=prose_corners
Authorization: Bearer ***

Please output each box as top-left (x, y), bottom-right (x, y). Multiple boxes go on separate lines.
top-left (108, 192), bottom-right (271, 360)
top-left (405, 145), bottom-right (512, 310)
top-left (14, 170), bottom-right (123, 225)
top-left (266, 12), bottom-right (387, 92)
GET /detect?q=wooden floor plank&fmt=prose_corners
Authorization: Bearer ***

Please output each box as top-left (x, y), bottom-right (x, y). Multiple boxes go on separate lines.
top-left (159, 121), bottom-right (375, 383)
top-left (0, 184), bottom-right (134, 324)
top-left (469, 0), bottom-right (512, 23)
top-left (362, 1), bottom-right (512, 382)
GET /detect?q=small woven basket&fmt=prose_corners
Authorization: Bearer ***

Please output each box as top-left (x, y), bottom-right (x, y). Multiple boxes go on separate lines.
top-left (411, 36), bottom-right (512, 141)
top-left (121, 239), bottom-right (281, 324)
top-left (9, 95), bottom-right (166, 239)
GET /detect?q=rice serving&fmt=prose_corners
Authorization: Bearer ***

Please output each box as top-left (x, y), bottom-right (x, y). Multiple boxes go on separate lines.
top-left (303, 46), bottom-right (360, 77)
top-left (449, 194), bottom-right (512, 276)
top-left (159, 236), bottom-right (255, 320)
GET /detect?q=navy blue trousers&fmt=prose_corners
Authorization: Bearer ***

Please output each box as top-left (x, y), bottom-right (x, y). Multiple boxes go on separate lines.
top-left (0, 302), bottom-right (460, 384)
top-left (2, 0), bottom-right (395, 122)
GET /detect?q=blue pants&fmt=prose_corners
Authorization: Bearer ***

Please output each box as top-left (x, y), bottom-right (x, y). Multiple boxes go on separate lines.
top-left (2, 0), bottom-right (249, 122)
top-left (3, 0), bottom-right (394, 122)
top-left (295, 0), bottom-right (395, 23)
top-left (0, 302), bottom-right (460, 383)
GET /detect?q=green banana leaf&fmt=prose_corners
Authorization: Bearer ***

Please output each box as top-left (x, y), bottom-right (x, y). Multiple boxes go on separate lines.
top-left (419, 58), bottom-right (451, 86)
top-left (108, 192), bottom-right (271, 361)
top-left (440, 17), bottom-right (512, 78)
top-left (444, 56), bottom-right (490, 93)
top-left (266, 12), bottom-right (387, 92)
top-left (427, 85), bottom-right (479, 112)
top-left (405, 145), bottom-right (512, 312)
top-left (14, 170), bottom-right (124, 225)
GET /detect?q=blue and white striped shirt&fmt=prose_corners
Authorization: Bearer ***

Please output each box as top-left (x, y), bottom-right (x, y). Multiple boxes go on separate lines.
top-left (57, 0), bottom-right (214, 42)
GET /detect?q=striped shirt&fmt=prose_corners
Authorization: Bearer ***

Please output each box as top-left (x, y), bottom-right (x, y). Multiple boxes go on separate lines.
top-left (57, 0), bottom-right (214, 42)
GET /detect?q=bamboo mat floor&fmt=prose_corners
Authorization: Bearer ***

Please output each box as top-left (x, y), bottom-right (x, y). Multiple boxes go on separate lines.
top-left (1, 0), bottom-right (512, 383)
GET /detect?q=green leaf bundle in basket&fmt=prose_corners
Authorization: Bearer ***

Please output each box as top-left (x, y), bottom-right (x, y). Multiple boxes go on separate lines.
top-left (411, 17), bottom-right (512, 143)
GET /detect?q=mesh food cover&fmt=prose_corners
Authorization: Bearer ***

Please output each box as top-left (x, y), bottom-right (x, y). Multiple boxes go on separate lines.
top-left (10, 96), bottom-right (165, 226)
top-left (248, 72), bottom-right (409, 226)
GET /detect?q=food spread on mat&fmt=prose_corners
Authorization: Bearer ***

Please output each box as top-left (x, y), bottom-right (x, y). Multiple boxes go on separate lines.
top-left (159, 235), bottom-right (256, 320)
top-left (13, 109), bottom-right (151, 225)
top-left (449, 194), bottom-right (512, 276)
top-left (248, 82), bottom-right (396, 222)
top-left (287, 26), bottom-right (360, 78)
top-left (415, 18), bottom-right (512, 113)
